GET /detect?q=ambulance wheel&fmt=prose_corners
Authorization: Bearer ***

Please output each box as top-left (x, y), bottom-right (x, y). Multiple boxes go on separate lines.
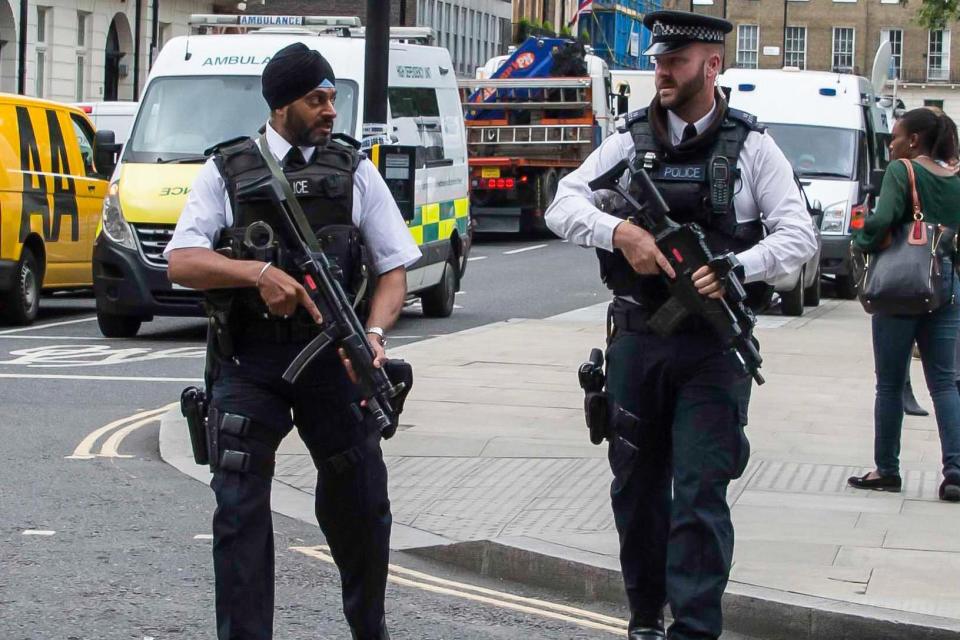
top-left (2, 247), bottom-right (40, 325)
top-left (421, 258), bottom-right (458, 318)
top-left (97, 310), bottom-right (142, 338)
top-left (804, 264), bottom-right (822, 307)
top-left (780, 266), bottom-right (805, 317)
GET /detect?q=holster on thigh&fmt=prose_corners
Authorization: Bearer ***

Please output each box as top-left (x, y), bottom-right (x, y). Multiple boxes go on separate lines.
top-left (208, 408), bottom-right (283, 480)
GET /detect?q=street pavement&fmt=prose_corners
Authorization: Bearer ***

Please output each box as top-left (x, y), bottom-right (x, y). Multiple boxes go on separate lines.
top-left (160, 295), bottom-right (960, 637)
top-left (8, 238), bottom-right (691, 640)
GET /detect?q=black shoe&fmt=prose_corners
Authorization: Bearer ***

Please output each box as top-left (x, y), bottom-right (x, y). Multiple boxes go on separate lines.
top-left (848, 472), bottom-right (902, 492)
top-left (940, 472), bottom-right (960, 502)
top-left (903, 387), bottom-right (930, 417)
top-left (628, 613), bottom-right (665, 640)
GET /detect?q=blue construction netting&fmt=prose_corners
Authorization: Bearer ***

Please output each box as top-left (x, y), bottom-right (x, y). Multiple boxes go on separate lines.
top-left (579, 0), bottom-right (662, 70)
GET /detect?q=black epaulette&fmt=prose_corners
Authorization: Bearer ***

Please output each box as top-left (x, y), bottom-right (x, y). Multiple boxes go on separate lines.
top-left (332, 132), bottom-right (362, 150)
top-left (621, 107), bottom-right (649, 130)
top-left (726, 108), bottom-right (764, 132)
top-left (204, 135), bottom-right (252, 157)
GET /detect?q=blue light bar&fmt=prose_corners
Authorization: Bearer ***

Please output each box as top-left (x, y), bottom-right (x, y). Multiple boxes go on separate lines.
top-left (738, 83), bottom-right (755, 91)
top-left (819, 88), bottom-right (837, 96)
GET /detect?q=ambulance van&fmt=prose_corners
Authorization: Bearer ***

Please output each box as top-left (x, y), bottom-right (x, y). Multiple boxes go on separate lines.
top-left (719, 68), bottom-right (890, 300)
top-left (92, 15), bottom-right (471, 337)
top-left (0, 94), bottom-right (115, 324)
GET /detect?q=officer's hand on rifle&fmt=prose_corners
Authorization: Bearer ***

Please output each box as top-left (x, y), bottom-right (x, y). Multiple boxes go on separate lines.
top-left (613, 221), bottom-right (676, 279)
top-left (692, 265), bottom-right (725, 300)
top-left (337, 337), bottom-right (386, 386)
top-left (255, 262), bottom-right (323, 322)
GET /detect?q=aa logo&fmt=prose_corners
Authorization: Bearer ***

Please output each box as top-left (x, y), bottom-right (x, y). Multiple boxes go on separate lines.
top-left (17, 106), bottom-right (79, 243)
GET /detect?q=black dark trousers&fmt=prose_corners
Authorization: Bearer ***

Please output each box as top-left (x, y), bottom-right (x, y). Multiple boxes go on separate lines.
top-left (209, 340), bottom-right (391, 640)
top-left (605, 326), bottom-right (752, 640)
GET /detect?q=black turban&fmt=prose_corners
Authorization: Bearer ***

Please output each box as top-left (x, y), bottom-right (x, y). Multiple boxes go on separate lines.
top-left (261, 43), bottom-right (336, 110)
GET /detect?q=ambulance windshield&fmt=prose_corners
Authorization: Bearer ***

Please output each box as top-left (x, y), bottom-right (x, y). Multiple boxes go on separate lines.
top-left (124, 75), bottom-right (358, 163)
top-left (763, 123), bottom-right (858, 180)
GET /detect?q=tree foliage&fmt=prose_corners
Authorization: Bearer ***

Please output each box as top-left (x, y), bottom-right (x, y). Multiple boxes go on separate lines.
top-left (916, 0), bottom-right (960, 29)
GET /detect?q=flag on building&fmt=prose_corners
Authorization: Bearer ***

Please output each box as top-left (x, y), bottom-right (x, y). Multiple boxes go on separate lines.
top-left (568, 0), bottom-right (593, 27)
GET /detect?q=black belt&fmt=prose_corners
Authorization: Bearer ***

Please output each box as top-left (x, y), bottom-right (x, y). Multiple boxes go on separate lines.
top-left (236, 317), bottom-right (322, 343)
top-left (610, 298), bottom-right (713, 335)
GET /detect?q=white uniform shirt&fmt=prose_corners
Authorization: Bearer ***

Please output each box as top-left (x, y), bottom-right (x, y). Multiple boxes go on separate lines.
top-left (545, 101), bottom-right (818, 284)
top-left (164, 124), bottom-right (421, 275)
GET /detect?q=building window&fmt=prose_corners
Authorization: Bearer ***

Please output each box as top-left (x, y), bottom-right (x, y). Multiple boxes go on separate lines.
top-left (928, 29), bottom-right (950, 81)
top-left (35, 6), bottom-right (49, 97)
top-left (832, 27), bottom-right (855, 74)
top-left (785, 26), bottom-right (806, 69)
top-left (76, 56), bottom-right (85, 101)
top-left (880, 29), bottom-right (902, 80)
top-left (736, 25), bottom-right (759, 69)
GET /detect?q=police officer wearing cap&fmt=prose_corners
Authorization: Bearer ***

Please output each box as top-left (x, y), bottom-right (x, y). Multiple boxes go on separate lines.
top-left (165, 43), bottom-right (419, 640)
top-left (546, 10), bottom-right (817, 640)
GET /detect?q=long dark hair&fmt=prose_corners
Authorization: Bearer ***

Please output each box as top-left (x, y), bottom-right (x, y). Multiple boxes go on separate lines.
top-left (899, 108), bottom-right (960, 165)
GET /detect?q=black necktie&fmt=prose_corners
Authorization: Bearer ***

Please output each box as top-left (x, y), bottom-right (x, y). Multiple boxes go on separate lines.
top-left (681, 123), bottom-right (698, 144)
top-left (283, 147), bottom-right (307, 171)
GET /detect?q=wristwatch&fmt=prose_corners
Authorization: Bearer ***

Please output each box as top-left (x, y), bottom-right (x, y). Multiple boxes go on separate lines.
top-left (366, 327), bottom-right (386, 346)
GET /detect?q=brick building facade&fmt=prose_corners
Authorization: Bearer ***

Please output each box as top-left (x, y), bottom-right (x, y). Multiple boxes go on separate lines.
top-left (662, 0), bottom-right (960, 117)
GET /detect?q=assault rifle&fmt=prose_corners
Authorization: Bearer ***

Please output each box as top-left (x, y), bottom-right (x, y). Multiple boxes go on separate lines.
top-left (234, 173), bottom-right (411, 434)
top-left (589, 158), bottom-right (764, 385)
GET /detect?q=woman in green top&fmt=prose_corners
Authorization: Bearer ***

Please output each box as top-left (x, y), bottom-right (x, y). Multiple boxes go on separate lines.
top-left (848, 108), bottom-right (960, 501)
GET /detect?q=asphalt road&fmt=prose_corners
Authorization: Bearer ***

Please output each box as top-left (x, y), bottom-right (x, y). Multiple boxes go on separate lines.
top-left (0, 237), bottom-right (636, 640)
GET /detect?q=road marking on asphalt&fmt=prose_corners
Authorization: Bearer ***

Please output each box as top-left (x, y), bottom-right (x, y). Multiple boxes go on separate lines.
top-left (67, 403), bottom-right (178, 460)
top-left (0, 373), bottom-right (200, 382)
top-left (0, 334), bottom-right (109, 341)
top-left (291, 546), bottom-right (627, 635)
top-left (503, 244), bottom-right (548, 255)
top-left (0, 316), bottom-right (97, 335)
top-left (194, 534), bottom-right (213, 541)
top-left (23, 530), bottom-right (56, 536)
top-left (467, 256), bottom-right (487, 261)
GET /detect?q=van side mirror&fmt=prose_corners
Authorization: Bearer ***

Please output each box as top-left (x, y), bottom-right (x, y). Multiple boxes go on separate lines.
top-left (616, 94), bottom-right (628, 115)
top-left (809, 199), bottom-right (823, 227)
top-left (94, 130), bottom-right (121, 179)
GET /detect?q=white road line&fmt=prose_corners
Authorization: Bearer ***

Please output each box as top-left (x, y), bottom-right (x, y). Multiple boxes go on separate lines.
top-left (0, 316), bottom-right (97, 335)
top-left (0, 373), bottom-right (200, 382)
top-left (292, 546), bottom-right (626, 634)
top-left (503, 244), bottom-right (548, 255)
top-left (67, 404), bottom-right (175, 459)
top-left (193, 534), bottom-right (213, 540)
top-left (23, 530), bottom-right (56, 536)
top-left (467, 256), bottom-right (487, 261)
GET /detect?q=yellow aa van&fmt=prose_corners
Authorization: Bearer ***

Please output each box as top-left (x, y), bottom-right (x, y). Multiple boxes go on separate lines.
top-left (0, 94), bottom-right (116, 324)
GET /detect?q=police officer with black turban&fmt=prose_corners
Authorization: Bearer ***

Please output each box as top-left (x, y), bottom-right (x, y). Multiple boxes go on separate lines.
top-left (165, 43), bottom-right (420, 640)
top-left (546, 10), bottom-right (817, 640)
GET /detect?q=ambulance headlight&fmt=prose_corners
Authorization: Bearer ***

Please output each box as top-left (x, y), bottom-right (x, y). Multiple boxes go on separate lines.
top-left (101, 183), bottom-right (136, 250)
top-left (820, 200), bottom-right (849, 235)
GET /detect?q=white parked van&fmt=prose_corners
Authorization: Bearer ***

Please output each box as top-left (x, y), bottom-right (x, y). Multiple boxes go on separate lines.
top-left (91, 15), bottom-right (471, 337)
top-left (74, 101), bottom-right (139, 145)
top-left (719, 68), bottom-right (890, 300)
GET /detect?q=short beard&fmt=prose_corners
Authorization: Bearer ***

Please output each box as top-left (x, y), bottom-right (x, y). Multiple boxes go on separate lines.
top-left (661, 61), bottom-right (707, 111)
top-left (287, 108), bottom-right (330, 148)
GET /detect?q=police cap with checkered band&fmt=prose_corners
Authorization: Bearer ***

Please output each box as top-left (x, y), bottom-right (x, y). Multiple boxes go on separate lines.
top-left (642, 10), bottom-right (733, 56)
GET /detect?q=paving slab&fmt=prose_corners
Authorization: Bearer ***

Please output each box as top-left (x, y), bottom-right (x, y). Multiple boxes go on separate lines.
top-left (159, 299), bottom-right (960, 637)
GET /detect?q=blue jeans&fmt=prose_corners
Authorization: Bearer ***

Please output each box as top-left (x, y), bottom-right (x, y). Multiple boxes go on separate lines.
top-left (872, 274), bottom-right (960, 478)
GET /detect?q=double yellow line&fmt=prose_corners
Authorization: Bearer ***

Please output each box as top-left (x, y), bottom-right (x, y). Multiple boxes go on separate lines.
top-left (66, 402), bottom-right (177, 459)
top-left (291, 545), bottom-right (628, 635)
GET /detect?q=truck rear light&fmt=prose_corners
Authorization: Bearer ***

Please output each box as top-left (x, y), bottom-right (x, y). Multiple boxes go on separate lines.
top-left (849, 203), bottom-right (867, 231)
top-left (496, 178), bottom-right (505, 188)
top-left (505, 178), bottom-right (515, 188)
top-left (487, 179), bottom-right (497, 189)
top-left (520, 175), bottom-right (528, 183)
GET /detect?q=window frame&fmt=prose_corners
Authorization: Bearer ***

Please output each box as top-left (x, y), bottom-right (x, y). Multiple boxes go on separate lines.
top-left (70, 113), bottom-right (98, 177)
top-left (927, 29), bottom-right (951, 82)
top-left (736, 24), bottom-right (759, 69)
top-left (880, 29), bottom-right (903, 80)
top-left (832, 27), bottom-right (855, 74)
top-left (785, 25), bottom-right (807, 70)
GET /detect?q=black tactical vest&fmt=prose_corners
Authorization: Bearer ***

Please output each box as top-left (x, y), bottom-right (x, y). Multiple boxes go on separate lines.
top-left (599, 105), bottom-right (773, 311)
top-left (206, 135), bottom-right (366, 327)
